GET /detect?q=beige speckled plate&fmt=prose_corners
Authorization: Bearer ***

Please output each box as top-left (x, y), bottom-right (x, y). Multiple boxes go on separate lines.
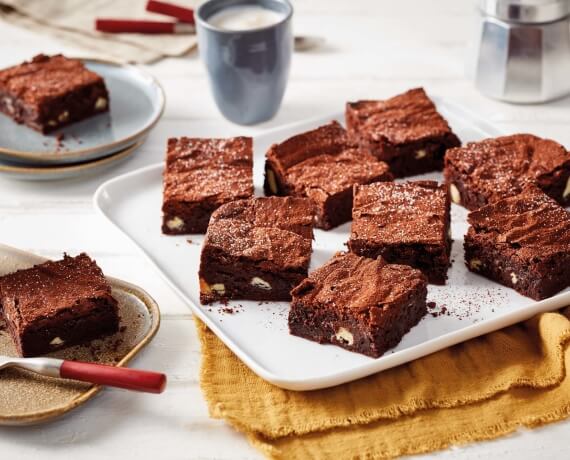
top-left (0, 244), bottom-right (161, 426)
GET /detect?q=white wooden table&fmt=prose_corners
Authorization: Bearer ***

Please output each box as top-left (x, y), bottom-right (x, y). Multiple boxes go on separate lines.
top-left (1, 1), bottom-right (570, 458)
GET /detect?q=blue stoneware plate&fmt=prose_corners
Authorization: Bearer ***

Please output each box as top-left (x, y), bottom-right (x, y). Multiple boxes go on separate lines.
top-left (0, 140), bottom-right (142, 181)
top-left (0, 58), bottom-right (164, 165)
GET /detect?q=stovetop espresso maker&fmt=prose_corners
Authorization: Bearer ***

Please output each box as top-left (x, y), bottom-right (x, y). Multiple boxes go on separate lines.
top-left (471, 0), bottom-right (570, 103)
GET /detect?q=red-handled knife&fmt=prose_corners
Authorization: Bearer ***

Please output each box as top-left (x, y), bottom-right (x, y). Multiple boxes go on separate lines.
top-left (95, 19), bottom-right (195, 35)
top-left (0, 355), bottom-right (167, 394)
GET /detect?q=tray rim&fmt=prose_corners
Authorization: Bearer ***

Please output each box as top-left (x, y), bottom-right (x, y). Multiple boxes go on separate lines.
top-left (93, 105), bottom-right (570, 391)
top-left (0, 57), bottom-right (165, 164)
top-left (0, 244), bottom-right (162, 426)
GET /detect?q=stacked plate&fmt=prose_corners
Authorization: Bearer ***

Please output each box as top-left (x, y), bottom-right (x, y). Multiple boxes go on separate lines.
top-left (0, 59), bottom-right (165, 181)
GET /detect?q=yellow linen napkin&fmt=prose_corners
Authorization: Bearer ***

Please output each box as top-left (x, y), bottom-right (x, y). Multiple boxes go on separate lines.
top-left (0, 0), bottom-right (199, 63)
top-left (196, 307), bottom-right (570, 459)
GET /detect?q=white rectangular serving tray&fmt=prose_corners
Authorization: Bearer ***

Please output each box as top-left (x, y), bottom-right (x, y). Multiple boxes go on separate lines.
top-left (94, 97), bottom-right (570, 390)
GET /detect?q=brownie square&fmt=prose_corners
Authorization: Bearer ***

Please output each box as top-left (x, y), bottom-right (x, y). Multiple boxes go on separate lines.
top-left (162, 136), bottom-right (254, 235)
top-left (264, 120), bottom-right (393, 230)
top-left (289, 252), bottom-right (427, 358)
top-left (0, 254), bottom-right (119, 357)
top-left (464, 185), bottom-right (570, 300)
top-left (199, 196), bottom-right (315, 304)
top-left (444, 134), bottom-right (570, 210)
top-left (0, 54), bottom-right (109, 134)
top-left (348, 180), bottom-right (451, 284)
top-left (345, 88), bottom-right (461, 177)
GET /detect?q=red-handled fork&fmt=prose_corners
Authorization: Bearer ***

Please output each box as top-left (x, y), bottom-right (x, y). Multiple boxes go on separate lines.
top-left (0, 355), bottom-right (167, 394)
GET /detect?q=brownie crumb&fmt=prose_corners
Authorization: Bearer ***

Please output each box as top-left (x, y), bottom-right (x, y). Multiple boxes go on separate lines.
top-left (69, 132), bottom-right (83, 144)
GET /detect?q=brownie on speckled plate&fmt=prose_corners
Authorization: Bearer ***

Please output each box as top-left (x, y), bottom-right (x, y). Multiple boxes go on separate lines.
top-left (444, 134), bottom-right (570, 210)
top-left (348, 180), bottom-right (451, 284)
top-left (464, 185), bottom-right (570, 300)
top-left (289, 252), bottom-right (427, 358)
top-left (0, 54), bottom-right (109, 134)
top-left (0, 254), bottom-right (119, 357)
top-left (162, 136), bottom-right (253, 235)
top-left (346, 88), bottom-right (460, 177)
top-left (198, 196), bottom-right (315, 304)
top-left (264, 121), bottom-right (393, 230)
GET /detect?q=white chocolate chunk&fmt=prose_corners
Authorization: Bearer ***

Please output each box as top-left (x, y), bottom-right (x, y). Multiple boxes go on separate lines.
top-left (199, 278), bottom-right (226, 296)
top-left (469, 259), bottom-right (482, 270)
top-left (251, 276), bottom-right (272, 290)
top-left (211, 283), bottom-right (226, 295)
top-left (166, 216), bottom-right (184, 230)
top-left (47, 120), bottom-right (57, 127)
top-left (50, 337), bottom-right (64, 346)
top-left (510, 273), bottom-right (518, 285)
top-left (95, 97), bottom-right (108, 110)
top-left (449, 183), bottom-right (461, 204)
top-left (58, 111), bottom-right (69, 122)
top-left (266, 169), bottom-right (278, 194)
top-left (335, 327), bottom-right (354, 346)
top-left (563, 176), bottom-right (570, 199)
top-left (415, 149), bottom-right (427, 159)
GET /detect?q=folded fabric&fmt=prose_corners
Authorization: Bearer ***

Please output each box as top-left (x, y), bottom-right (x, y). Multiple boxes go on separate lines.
top-left (196, 307), bottom-right (570, 459)
top-left (0, 0), bottom-right (199, 63)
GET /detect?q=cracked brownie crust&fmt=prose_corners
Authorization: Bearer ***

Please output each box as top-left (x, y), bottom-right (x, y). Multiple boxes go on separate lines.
top-left (444, 134), bottom-right (570, 210)
top-left (0, 54), bottom-right (109, 134)
top-left (346, 88), bottom-right (460, 177)
top-left (464, 185), bottom-right (570, 300)
top-left (162, 136), bottom-right (254, 235)
top-left (264, 121), bottom-right (393, 230)
top-left (199, 196), bottom-right (315, 304)
top-left (348, 180), bottom-right (452, 284)
top-left (0, 254), bottom-right (119, 357)
top-left (289, 252), bottom-right (427, 358)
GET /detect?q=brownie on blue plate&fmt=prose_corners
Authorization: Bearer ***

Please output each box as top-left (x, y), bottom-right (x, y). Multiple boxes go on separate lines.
top-left (0, 54), bottom-right (109, 133)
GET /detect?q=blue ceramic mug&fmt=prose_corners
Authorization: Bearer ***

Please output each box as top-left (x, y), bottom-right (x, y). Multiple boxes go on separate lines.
top-left (196, 0), bottom-right (293, 125)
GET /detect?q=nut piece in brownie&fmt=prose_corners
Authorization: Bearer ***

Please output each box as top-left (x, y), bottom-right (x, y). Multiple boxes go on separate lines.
top-left (345, 88), bottom-right (461, 177)
top-left (0, 254), bottom-right (119, 357)
top-left (264, 120), bottom-right (393, 230)
top-left (199, 196), bottom-right (315, 304)
top-left (162, 136), bottom-right (254, 235)
top-left (0, 54), bottom-right (109, 134)
top-left (444, 134), bottom-right (570, 210)
top-left (464, 185), bottom-right (570, 301)
top-left (348, 180), bottom-right (451, 284)
top-left (289, 252), bottom-right (427, 358)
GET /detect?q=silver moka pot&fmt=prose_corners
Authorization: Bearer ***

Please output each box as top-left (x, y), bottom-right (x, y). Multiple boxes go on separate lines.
top-left (471, 0), bottom-right (570, 103)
